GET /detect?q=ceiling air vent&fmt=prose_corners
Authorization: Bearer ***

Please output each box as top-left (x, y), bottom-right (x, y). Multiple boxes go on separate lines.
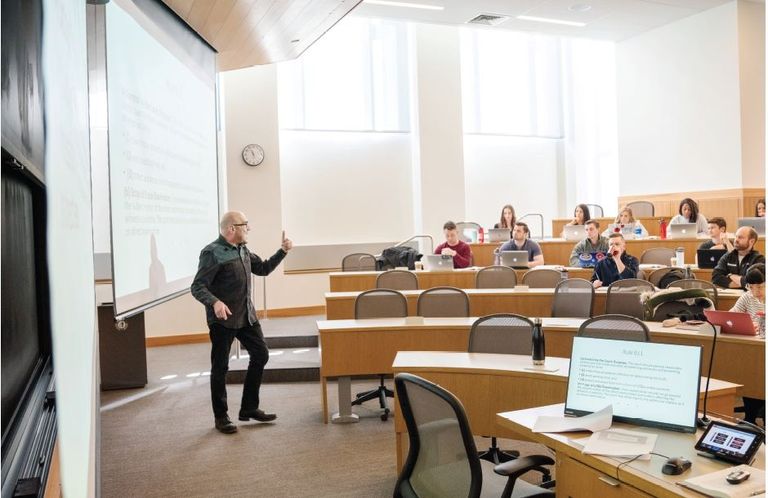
top-left (467, 13), bottom-right (510, 26)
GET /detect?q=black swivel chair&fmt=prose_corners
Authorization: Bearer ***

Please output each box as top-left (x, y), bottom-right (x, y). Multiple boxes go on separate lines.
top-left (394, 373), bottom-right (555, 498)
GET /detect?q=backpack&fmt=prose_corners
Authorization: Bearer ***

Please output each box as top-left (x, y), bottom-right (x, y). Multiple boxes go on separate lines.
top-left (377, 246), bottom-right (422, 271)
top-left (657, 268), bottom-right (686, 289)
top-left (642, 288), bottom-right (715, 321)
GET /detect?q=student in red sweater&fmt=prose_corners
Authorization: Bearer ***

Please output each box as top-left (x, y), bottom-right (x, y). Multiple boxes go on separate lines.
top-left (434, 220), bottom-right (473, 268)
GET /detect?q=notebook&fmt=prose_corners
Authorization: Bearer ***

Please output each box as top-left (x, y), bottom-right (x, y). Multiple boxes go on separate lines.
top-left (703, 310), bottom-right (757, 336)
top-left (562, 225), bottom-right (585, 241)
top-left (500, 251), bottom-right (529, 269)
top-left (667, 223), bottom-right (697, 239)
top-left (738, 217), bottom-right (766, 236)
top-left (697, 249), bottom-right (727, 269)
top-left (576, 251), bottom-right (606, 268)
top-left (487, 228), bottom-right (511, 243)
top-left (422, 254), bottom-right (454, 271)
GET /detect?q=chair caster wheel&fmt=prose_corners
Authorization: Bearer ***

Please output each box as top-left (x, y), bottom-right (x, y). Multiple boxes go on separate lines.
top-left (381, 409), bottom-right (390, 421)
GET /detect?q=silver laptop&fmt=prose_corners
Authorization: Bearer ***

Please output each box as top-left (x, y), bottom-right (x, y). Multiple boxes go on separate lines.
top-left (488, 228), bottom-right (511, 243)
top-left (667, 223), bottom-right (697, 239)
top-left (562, 225), bottom-right (585, 241)
top-left (738, 217), bottom-right (766, 236)
top-left (500, 251), bottom-right (529, 269)
top-left (422, 254), bottom-right (454, 271)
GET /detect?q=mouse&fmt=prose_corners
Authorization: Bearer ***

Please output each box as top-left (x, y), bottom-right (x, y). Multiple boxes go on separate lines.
top-left (726, 469), bottom-right (751, 484)
top-left (662, 457), bottom-right (692, 475)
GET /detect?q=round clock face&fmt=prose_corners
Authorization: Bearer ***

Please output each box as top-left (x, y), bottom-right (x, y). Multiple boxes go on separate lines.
top-left (242, 144), bottom-right (264, 166)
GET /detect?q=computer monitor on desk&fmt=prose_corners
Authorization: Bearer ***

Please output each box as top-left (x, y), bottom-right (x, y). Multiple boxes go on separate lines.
top-left (565, 337), bottom-right (702, 433)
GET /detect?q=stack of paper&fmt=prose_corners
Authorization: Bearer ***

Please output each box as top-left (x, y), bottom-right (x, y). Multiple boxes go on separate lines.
top-left (678, 465), bottom-right (765, 498)
top-left (532, 405), bottom-right (613, 433)
top-left (582, 429), bottom-right (657, 458)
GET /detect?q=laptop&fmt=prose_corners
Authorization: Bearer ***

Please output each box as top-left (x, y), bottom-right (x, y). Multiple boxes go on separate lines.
top-left (422, 254), bottom-right (454, 271)
top-left (703, 310), bottom-right (757, 335)
top-left (500, 250), bottom-right (529, 269)
top-left (738, 217), bottom-right (766, 236)
top-left (667, 223), bottom-right (697, 239)
top-left (562, 225), bottom-right (585, 241)
top-left (576, 251), bottom-right (606, 268)
top-left (605, 223), bottom-right (636, 240)
top-left (696, 249), bottom-right (727, 269)
top-left (488, 228), bottom-right (511, 243)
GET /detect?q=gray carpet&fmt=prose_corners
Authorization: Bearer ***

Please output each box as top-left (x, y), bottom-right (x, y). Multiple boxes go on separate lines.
top-left (100, 341), bottom-right (554, 497)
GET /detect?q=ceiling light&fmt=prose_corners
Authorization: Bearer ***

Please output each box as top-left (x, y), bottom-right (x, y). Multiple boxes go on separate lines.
top-left (364, 0), bottom-right (444, 10)
top-left (516, 15), bottom-right (586, 27)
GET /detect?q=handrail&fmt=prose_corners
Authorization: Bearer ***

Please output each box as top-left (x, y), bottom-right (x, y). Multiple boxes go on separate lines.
top-left (518, 213), bottom-right (545, 240)
top-left (394, 234), bottom-right (434, 254)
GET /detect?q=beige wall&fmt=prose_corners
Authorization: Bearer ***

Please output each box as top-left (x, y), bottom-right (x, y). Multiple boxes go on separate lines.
top-left (738, 0), bottom-right (766, 187)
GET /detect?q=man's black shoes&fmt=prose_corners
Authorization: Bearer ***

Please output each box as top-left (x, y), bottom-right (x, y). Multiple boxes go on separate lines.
top-left (215, 416), bottom-right (238, 434)
top-left (238, 408), bottom-right (277, 422)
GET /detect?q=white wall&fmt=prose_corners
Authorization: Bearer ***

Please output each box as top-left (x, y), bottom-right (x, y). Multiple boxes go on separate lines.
top-left (616, 1), bottom-right (743, 195)
top-left (737, 0), bottom-right (766, 187)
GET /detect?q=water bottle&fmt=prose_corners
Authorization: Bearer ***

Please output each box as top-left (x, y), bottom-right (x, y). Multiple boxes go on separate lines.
top-left (659, 219), bottom-right (667, 239)
top-left (532, 317), bottom-right (545, 366)
top-left (675, 247), bottom-right (685, 268)
top-left (634, 225), bottom-right (642, 238)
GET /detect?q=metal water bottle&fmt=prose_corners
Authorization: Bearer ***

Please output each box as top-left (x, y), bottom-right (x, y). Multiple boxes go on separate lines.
top-left (676, 247), bottom-right (685, 268)
top-left (532, 317), bottom-right (545, 366)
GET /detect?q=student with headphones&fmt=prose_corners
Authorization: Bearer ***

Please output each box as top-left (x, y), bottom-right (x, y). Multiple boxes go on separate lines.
top-left (495, 222), bottom-right (544, 268)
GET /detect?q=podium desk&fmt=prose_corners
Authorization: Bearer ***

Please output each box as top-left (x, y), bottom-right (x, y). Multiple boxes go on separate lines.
top-left (317, 317), bottom-right (762, 423)
top-left (391, 353), bottom-right (740, 473)
top-left (324, 288), bottom-right (741, 320)
top-left (497, 403), bottom-right (765, 498)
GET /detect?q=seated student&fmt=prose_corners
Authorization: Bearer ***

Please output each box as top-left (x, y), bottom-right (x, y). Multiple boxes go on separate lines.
top-left (698, 217), bottom-right (733, 251)
top-left (730, 263), bottom-right (765, 327)
top-left (669, 198), bottom-right (708, 235)
top-left (496, 222), bottom-right (544, 268)
top-left (564, 203), bottom-right (590, 228)
top-left (591, 233), bottom-right (639, 288)
top-left (434, 220), bottom-right (473, 269)
top-left (711, 226), bottom-right (765, 289)
top-left (568, 220), bottom-right (609, 267)
top-left (493, 204), bottom-right (516, 230)
top-left (602, 207), bottom-right (648, 238)
top-left (756, 198), bottom-right (766, 218)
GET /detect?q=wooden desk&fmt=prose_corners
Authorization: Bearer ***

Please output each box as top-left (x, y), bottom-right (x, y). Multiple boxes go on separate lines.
top-left (317, 317), bottom-right (763, 422)
top-left (469, 238), bottom-right (765, 267)
top-left (393, 353), bottom-right (741, 473)
top-left (324, 287), bottom-right (742, 320)
top-left (497, 403), bottom-right (765, 498)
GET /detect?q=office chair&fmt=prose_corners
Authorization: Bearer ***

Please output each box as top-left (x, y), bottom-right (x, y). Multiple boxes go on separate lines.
top-left (342, 252), bottom-right (377, 272)
top-left (475, 265), bottom-right (517, 289)
top-left (468, 314), bottom-right (532, 465)
top-left (352, 289), bottom-right (408, 421)
top-left (605, 279), bottom-right (655, 319)
top-left (394, 373), bottom-right (555, 498)
top-left (626, 201), bottom-right (655, 217)
top-left (457, 221), bottom-right (482, 243)
top-left (521, 269), bottom-right (561, 288)
top-left (585, 204), bottom-right (604, 218)
top-left (667, 279), bottom-right (719, 307)
top-left (376, 269), bottom-right (419, 291)
top-left (551, 278), bottom-right (594, 318)
top-left (639, 248), bottom-right (676, 265)
top-left (577, 314), bottom-right (650, 342)
top-left (417, 287), bottom-right (470, 317)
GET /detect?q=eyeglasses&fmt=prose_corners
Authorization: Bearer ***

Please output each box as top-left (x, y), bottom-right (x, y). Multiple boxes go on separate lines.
top-left (232, 222), bottom-right (249, 228)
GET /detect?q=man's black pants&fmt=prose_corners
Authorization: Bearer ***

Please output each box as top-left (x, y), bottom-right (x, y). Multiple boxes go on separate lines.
top-left (209, 322), bottom-right (269, 418)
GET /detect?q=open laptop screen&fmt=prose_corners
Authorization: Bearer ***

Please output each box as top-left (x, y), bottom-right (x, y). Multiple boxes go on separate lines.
top-left (565, 337), bottom-right (702, 433)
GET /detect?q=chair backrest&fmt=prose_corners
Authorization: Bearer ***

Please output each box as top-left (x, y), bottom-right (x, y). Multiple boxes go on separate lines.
top-left (605, 279), bottom-right (655, 319)
top-left (521, 268), bottom-right (562, 288)
top-left (417, 287), bottom-right (470, 317)
top-left (467, 314), bottom-right (533, 354)
top-left (475, 265), bottom-right (517, 289)
top-left (376, 270), bottom-right (419, 291)
top-left (626, 201), bottom-right (655, 217)
top-left (354, 289), bottom-right (408, 319)
top-left (342, 252), bottom-right (377, 272)
top-left (577, 314), bottom-right (651, 342)
top-left (639, 247), bottom-right (676, 265)
top-left (394, 373), bottom-right (481, 498)
top-left (456, 222), bottom-right (481, 243)
top-left (586, 204), bottom-right (604, 217)
top-left (551, 278), bottom-right (594, 318)
top-left (667, 278), bottom-right (719, 307)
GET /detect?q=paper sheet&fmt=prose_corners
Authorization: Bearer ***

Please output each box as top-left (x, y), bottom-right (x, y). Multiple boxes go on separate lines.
top-left (532, 405), bottom-right (613, 433)
top-left (679, 464), bottom-right (765, 498)
top-left (569, 435), bottom-right (650, 460)
top-left (582, 428), bottom-right (657, 457)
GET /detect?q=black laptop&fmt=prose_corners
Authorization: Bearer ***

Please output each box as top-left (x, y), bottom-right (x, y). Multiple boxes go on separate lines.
top-left (697, 249), bottom-right (727, 269)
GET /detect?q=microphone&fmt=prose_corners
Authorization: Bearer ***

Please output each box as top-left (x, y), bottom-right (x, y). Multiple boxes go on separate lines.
top-left (696, 316), bottom-right (718, 428)
top-left (518, 213), bottom-right (544, 240)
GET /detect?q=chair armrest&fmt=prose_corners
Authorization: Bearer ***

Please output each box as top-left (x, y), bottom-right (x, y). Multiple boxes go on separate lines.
top-left (493, 454), bottom-right (554, 479)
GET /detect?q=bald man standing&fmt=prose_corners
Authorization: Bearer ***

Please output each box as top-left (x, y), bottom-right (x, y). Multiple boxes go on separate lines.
top-left (191, 211), bottom-right (293, 434)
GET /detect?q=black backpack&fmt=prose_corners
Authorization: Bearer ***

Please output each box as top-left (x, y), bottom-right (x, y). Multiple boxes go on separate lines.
top-left (377, 246), bottom-right (422, 270)
top-left (658, 268), bottom-right (686, 289)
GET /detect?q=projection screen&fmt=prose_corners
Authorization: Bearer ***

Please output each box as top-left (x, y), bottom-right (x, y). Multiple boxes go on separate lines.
top-left (104, 0), bottom-right (219, 318)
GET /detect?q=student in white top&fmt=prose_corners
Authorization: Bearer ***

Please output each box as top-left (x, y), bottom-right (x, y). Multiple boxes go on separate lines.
top-left (756, 198), bottom-right (765, 218)
top-left (669, 197), bottom-right (708, 235)
top-left (602, 207), bottom-right (648, 238)
top-left (730, 263), bottom-right (765, 328)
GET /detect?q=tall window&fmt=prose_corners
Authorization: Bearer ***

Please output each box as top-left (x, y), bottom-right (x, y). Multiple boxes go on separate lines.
top-left (278, 17), bottom-right (410, 132)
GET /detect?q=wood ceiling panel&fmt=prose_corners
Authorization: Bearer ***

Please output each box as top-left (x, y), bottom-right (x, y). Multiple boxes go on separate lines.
top-left (186, 0), bottom-right (217, 29)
